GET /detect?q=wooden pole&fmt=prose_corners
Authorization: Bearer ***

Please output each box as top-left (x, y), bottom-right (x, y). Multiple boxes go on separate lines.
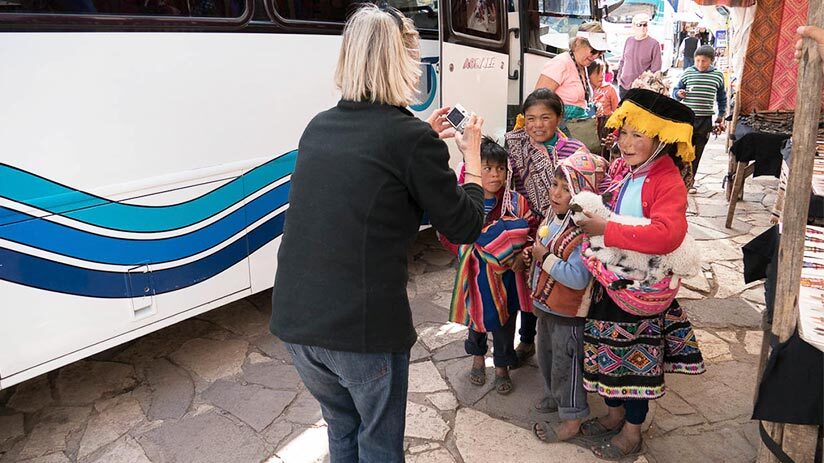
top-left (757, 2), bottom-right (824, 462)
top-left (771, 1), bottom-right (824, 345)
top-left (726, 90), bottom-right (742, 201)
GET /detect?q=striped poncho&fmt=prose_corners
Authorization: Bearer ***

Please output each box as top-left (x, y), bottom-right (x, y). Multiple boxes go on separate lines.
top-left (440, 190), bottom-right (533, 333)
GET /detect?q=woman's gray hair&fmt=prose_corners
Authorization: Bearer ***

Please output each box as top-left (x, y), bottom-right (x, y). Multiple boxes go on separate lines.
top-left (335, 4), bottom-right (422, 107)
top-left (569, 21), bottom-right (605, 51)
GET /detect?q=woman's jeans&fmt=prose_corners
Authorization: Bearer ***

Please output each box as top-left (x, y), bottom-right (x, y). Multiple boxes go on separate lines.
top-left (285, 343), bottom-right (410, 463)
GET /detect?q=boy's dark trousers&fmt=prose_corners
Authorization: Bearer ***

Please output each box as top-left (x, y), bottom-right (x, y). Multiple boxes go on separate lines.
top-left (689, 116), bottom-right (714, 188)
top-left (465, 313), bottom-right (518, 367)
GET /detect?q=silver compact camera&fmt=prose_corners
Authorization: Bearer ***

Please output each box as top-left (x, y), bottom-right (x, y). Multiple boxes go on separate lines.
top-left (445, 104), bottom-right (471, 133)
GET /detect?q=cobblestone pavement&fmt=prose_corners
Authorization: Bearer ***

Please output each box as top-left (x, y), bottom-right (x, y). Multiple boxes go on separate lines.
top-left (0, 136), bottom-right (771, 463)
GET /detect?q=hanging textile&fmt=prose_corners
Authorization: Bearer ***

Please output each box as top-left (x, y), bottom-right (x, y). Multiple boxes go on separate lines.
top-left (768, 0), bottom-right (809, 110)
top-left (739, 0), bottom-right (783, 113)
top-left (691, 0), bottom-right (754, 5)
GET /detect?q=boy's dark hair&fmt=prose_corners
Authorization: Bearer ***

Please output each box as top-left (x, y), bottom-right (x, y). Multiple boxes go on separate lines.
top-left (522, 88), bottom-right (564, 118)
top-left (694, 45), bottom-right (715, 60)
top-left (553, 165), bottom-right (566, 180)
top-left (481, 136), bottom-right (507, 166)
top-left (587, 59), bottom-right (608, 77)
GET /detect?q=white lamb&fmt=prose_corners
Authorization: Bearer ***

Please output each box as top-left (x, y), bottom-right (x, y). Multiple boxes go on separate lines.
top-left (568, 191), bottom-right (700, 290)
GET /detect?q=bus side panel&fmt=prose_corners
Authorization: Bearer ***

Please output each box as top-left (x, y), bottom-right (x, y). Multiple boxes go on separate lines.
top-left (0, 33), bottom-right (346, 384)
top-left (0, 273), bottom-right (252, 388)
top-left (0, 32), bottom-right (446, 384)
top-left (522, 52), bottom-right (552, 99)
top-left (441, 42), bottom-right (510, 154)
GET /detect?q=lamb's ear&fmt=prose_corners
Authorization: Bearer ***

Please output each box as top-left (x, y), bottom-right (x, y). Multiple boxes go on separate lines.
top-left (569, 204), bottom-right (583, 213)
top-left (601, 192), bottom-right (613, 205)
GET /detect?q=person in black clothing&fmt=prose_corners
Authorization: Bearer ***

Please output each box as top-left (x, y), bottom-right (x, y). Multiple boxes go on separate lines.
top-left (697, 25), bottom-right (714, 47)
top-left (269, 4), bottom-right (486, 462)
top-left (679, 30), bottom-right (699, 69)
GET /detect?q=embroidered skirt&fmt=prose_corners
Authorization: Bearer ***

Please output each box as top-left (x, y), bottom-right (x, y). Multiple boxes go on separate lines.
top-left (583, 284), bottom-right (705, 400)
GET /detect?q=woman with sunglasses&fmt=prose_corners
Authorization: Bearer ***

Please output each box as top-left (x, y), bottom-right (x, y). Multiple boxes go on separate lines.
top-left (616, 13), bottom-right (662, 99)
top-left (535, 22), bottom-right (608, 124)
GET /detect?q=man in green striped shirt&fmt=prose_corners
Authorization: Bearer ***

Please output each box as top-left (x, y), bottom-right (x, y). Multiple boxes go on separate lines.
top-left (673, 45), bottom-right (727, 191)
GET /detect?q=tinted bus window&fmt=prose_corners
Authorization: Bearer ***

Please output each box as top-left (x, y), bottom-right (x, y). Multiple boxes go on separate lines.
top-left (450, 0), bottom-right (502, 40)
top-left (273, 0), bottom-right (438, 32)
top-left (524, 0), bottom-right (593, 53)
top-left (0, 0), bottom-right (245, 17)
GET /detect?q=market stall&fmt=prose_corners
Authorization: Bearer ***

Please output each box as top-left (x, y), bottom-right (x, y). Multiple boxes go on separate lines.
top-left (721, 0), bottom-right (824, 227)
top-left (690, 0), bottom-right (824, 460)
top-left (726, 0), bottom-right (824, 460)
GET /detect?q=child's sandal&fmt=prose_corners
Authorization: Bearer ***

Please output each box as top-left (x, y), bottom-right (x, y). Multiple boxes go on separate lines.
top-left (580, 417), bottom-right (623, 437)
top-left (494, 374), bottom-right (513, 395)
top-left (591, 438), bottom-right (644, 461)
top-left (469, 367), bottom-right (486, 386)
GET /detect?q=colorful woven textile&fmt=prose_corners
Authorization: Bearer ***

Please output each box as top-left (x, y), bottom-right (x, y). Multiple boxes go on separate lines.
top-left (768, 0), bottom-right (808, 110)
top-left (580, 240), bottom-right (680, 317)
top-left (739, 0), bottom-right (783, 113)
top-left (583, 295), bottom-right (705, 400)
top-left (448, 203), bottom-right (533, 333)
top-left (692, 0), bottom-right (753, 5)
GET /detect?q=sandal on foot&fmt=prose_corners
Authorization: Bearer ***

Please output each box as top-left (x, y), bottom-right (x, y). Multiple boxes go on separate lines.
top-left (469, 367), bottom-right (486, 386)
top-left (591, 439), bottom-right (644, 461)
top-left (580, 417), bottom-right (623, 437)
top-left (532, 421), bottom-right (571, 443)
top-left (534, 397), bottom-right (558, 413)
top-left (494, 374), bottom-right (513, 395)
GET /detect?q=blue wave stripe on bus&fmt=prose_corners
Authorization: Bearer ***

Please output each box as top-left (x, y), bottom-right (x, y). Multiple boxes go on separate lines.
top-left (0, 182), bottom-right (289, 266)
top-left (0, 151), bottom-right (297, 232)
top-left (0, 213), bottom-right (284, 298)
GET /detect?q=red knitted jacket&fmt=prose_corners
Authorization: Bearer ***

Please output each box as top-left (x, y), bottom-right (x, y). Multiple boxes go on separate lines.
top-left (603, 155), bottom-right (688, 255)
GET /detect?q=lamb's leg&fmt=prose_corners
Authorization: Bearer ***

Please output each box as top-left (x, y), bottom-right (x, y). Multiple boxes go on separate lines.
top-left (669, 276), bottom-right (681, 290)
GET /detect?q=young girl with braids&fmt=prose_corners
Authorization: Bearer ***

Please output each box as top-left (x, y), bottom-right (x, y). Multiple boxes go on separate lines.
top-left (504, 88), bottom-right (607, 374)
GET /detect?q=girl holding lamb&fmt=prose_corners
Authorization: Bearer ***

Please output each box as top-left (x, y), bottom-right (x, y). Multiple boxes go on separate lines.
top-left (575, 88), bottom-right (705, 460)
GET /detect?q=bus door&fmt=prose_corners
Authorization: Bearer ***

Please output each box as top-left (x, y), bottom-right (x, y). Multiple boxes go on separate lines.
top-left (521, 0), bottom-right (602, 97)
top-left (439, 0), bottom-right (512, 154)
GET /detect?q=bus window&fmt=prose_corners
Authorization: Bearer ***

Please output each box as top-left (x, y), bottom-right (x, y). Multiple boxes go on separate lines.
top-left (541, 0), bottom-right (590, 17)
top-left (272, 0), bottom-right (438, 33)
top-left (450, 0), bottom-right (503, 41)
top-left (523, 0), bottom-right (596, 54)
top-left (0, 0), bottom-right (245, 16)
top-left (604, 1), bottom-right (654, 22)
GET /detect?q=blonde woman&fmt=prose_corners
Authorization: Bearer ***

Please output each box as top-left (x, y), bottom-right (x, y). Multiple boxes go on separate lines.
top-left (270, 4), bottom-right (486, 462)
top-left (535, 22), bottom-right (608, 122)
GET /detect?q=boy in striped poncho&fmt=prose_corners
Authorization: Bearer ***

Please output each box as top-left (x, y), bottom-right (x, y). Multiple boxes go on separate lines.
top-left (439, 138), bottom-right (534, 395)
top-left (673, 45), bottom-right (727, 191)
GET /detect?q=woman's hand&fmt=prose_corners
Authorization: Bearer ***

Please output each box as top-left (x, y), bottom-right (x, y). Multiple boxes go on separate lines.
top-left (427, 107), bottom-right (457, 140)
top-left (454, 114), bottom-right (484, 154)
top-left (576, 212), bottom-right (608, 236)
top-left (455, 115), bottom-right (484, 182)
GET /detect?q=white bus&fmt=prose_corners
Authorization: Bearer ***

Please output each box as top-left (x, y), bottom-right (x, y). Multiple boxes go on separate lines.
top-left (0, 0), bottom-right (605, 389)
top-left (601, 0), bottom-right (674, 74)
